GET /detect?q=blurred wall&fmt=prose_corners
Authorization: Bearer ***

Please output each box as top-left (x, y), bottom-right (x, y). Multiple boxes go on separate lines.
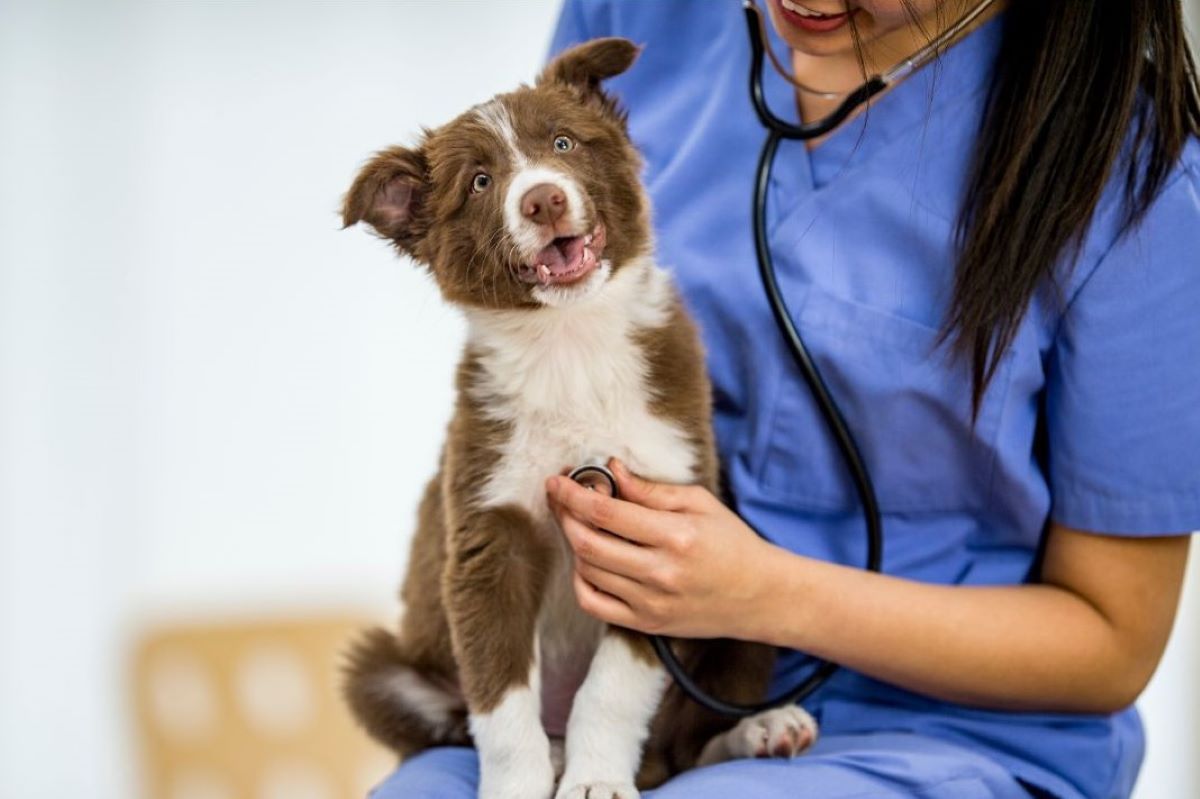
top-left (1, 2), bottom-right (1197, 798)
top-left (0, 2), bottom-right (559, 797)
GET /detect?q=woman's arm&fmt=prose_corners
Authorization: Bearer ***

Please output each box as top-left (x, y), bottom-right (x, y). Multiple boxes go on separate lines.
top-left (756, 521), bottom-right (1189, 713)
top-left (546, 459), bottom-right (1191, 714)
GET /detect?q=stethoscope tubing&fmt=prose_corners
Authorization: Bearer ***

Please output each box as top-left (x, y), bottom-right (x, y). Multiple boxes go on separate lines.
top-left (645, 126), bottom-right (885, 719)
top-left (642, 1), bottom-right (895, 719)
top-left (574, 0), bottom-right (992, 719)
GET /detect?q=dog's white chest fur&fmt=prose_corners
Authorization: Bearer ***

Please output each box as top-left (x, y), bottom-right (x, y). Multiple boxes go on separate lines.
top-left (467, 259), bottom-right (698, 512)
top-left (465, 259), bottom-right (697, 734)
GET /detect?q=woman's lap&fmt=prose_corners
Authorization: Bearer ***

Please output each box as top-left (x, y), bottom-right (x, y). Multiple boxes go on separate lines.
top-left (369, 733), bottom-right (1032, 799)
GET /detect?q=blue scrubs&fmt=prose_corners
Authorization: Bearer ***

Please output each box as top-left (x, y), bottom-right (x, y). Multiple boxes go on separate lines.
top-left (374, 3), bottom-right (1200, 798)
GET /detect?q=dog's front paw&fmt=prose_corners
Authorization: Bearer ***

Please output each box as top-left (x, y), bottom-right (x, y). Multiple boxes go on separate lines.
top-left (555, 781), bottom-right (639, 799)
top-left (728, 704), bottom-right (818, 759)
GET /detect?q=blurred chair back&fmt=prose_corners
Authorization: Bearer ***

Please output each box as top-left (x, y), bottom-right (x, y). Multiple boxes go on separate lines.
top-left (132, 615), bottom-right (395, 799)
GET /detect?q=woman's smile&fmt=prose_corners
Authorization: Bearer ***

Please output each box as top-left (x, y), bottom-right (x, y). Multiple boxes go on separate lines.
top-left (775, 0), bottom-right (858, 34)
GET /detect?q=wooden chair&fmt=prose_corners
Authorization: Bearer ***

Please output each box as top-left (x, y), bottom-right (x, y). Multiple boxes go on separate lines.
top-left (132, 614), bottom-right (396, 799)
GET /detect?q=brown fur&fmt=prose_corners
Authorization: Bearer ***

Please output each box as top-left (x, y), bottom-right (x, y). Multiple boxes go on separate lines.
top-left (340, 38), bottom-right (776, 790)
top-left (633, 298), bottom-right (721, 494)
top-left (440, 351), bottom-right (558, 714)
top-left (342, 41), bottom-right (650, 312)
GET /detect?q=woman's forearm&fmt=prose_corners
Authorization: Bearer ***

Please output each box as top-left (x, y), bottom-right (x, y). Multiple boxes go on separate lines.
top-left (546, 468), bottom-right (1189, 715)
top-left (747, 531), bottom-right (1186, 714)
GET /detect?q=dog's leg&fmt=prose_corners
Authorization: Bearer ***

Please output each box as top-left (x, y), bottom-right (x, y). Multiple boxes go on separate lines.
top-left (555, 628), bottom-right (669, 799)
top-left (444, 504), bottom-right (556, 799)
top-left (636, 639), bottom-right (778, 787)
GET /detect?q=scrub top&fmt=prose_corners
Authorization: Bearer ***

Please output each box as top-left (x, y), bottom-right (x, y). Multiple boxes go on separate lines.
top-left (546, 3), bottom-right (1200, 799)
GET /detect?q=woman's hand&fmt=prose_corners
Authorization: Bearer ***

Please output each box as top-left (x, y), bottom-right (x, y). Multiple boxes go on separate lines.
top-left (546, 460), bottom-right (1192, 713)
top-left (545, 458), bottom-right (779, 639)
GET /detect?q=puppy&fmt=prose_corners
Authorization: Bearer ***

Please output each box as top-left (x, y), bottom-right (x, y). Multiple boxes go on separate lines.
top-left (341, 38), bottom-right (814, 799)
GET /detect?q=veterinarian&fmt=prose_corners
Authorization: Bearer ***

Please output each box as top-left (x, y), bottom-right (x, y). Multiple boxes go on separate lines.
top-left (373, 1), bottom-right (1200, 797)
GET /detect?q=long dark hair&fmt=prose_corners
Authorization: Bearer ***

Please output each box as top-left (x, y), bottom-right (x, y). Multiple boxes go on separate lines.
top-left (944, 0), bottom-right (1200, 410)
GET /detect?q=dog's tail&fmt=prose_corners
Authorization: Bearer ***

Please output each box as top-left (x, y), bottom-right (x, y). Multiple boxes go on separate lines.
top-left (342, 627), bottom-right (470, 756)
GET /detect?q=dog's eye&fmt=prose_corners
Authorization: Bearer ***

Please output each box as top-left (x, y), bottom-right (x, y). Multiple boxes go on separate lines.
top-left (471, 173), bottom-right (492, 193)
top-left (553, 135), bottom-right (574, 153)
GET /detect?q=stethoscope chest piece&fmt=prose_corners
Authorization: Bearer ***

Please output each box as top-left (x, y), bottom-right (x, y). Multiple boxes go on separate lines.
top-left (568, 464), bottom-right (619, 499)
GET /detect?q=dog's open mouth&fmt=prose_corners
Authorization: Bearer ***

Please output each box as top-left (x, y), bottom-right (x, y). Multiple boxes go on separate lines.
top-left (516, 224), bottom-right (607, 286)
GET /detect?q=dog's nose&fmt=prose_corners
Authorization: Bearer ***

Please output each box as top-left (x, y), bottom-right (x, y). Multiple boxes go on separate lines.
top-left (521, 183), bottom-right (566, 226)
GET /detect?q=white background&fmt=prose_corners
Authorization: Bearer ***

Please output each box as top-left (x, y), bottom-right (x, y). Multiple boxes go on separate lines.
top-left (1, 2), bottom-right (1197, 798)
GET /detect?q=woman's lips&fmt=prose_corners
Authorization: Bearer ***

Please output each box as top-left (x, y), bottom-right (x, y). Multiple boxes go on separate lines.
top-left (775, 0), bottom-right (856, 33)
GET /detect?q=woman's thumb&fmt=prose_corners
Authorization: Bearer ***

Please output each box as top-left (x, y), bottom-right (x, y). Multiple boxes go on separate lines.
top-left (610, 458), bottom-right (690, 511)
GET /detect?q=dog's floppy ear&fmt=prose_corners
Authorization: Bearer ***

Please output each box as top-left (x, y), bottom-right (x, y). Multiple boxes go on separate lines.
top-left (342, 145), bottom-right (429, 253)
top-left (537, 37), bottom-right (640, 107)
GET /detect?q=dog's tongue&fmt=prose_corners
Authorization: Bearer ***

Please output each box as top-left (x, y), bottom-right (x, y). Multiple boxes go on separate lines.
top-left (534, 236), bottom-right (585, 275)
top-left (515, 235), bottom-right (594, 285)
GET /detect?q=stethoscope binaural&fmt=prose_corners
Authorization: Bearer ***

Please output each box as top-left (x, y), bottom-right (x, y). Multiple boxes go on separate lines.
top-left (572, 0), bottom-right (997, 718)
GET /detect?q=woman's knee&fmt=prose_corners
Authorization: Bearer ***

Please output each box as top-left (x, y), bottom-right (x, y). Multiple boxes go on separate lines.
top-left (369, 747), bottom-right (479, 799)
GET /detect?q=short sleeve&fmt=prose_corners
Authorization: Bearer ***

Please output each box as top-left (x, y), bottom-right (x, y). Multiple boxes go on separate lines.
top-left (1047, 156), bottom-right (1200, 535)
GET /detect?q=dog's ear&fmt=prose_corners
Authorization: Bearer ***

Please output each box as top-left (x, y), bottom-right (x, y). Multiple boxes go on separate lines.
top-left (342, 145), bottom-right (429, 253)
top-left (537, 37), bottom-right (640, 108)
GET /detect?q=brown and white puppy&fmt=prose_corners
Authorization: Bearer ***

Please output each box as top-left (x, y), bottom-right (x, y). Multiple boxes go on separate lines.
top-left (341, 38), bottom-right (815, 799)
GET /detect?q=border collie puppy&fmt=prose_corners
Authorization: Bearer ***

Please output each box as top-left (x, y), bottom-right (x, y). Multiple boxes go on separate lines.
top-left (341, 38), bottom-right (814, 799)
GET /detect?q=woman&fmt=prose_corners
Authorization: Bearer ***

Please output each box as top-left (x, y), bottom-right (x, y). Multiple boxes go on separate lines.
top-left (373, 1), bottom-right (1200, 797)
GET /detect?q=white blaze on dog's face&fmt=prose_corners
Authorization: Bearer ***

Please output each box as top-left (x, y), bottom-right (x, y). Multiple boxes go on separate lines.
top-left (342, 38), bottom-right (649, 310)
top-left (491, 119), bottom-right (606, 308)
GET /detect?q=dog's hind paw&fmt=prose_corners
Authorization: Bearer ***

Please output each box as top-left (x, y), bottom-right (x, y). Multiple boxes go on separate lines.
top-left (697, 704), bottom-right (819, 766)
top-left (729, 704), bottom-right (818, 759)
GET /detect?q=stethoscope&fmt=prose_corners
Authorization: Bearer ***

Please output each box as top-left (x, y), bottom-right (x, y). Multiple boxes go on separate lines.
top-left (572, 0), bottom-right (997, 718)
